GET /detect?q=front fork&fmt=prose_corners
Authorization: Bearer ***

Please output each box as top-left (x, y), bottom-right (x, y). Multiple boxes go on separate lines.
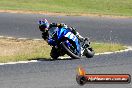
top-left (80, 39), bottom-right (90, 56)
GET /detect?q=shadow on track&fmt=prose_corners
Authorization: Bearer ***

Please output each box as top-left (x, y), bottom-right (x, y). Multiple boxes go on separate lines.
top-left (29, 57), bottom-right (74, 61)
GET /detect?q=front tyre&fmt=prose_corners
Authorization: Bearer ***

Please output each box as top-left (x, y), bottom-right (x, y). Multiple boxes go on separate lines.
top-left (84, 48), bottom-right (94, 58)
top-left (61, 42), bottom-right (81, 59)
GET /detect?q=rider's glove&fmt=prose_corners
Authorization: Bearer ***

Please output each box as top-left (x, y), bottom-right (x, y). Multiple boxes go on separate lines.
top-left (57, 23), bottom-right (68, 28)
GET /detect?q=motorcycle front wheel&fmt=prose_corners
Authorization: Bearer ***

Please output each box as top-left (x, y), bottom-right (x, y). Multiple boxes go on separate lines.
top-left (84, 47), bottom-right (94, 58)
top-left (61, 42), bottom-right (81, 59)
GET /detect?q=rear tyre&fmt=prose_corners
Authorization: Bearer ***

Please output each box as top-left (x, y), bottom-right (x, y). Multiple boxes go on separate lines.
top-left (84, 48), bottom-right (94, 58)
top-left (61, 42), bottom-right (81, 59)
top-left (50, 47), bottom-right (59, 60)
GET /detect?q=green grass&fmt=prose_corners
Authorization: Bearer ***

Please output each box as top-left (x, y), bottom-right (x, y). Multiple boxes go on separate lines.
top-left (91, 42), bottom-right (126, 53)
top-left (0, 0), bottom-right (132, 16)
top-left (0, 38), bottom-right (126, 63)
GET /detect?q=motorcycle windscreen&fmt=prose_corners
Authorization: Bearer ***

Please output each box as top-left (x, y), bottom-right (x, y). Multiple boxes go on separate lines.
top-left (48, 27), bottom-right (58, 39)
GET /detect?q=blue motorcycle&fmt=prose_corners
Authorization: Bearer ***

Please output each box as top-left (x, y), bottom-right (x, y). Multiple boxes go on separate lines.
top-left (48, 27), bottom-right (94, 59)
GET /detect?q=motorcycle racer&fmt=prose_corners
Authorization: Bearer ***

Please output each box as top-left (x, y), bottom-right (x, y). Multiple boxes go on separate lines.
top-left (38, 19), bottom-right (89, 59)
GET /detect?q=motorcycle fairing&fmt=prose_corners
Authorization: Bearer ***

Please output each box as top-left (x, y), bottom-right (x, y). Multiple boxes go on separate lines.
top-left (57, 27), bottom-right (81, 54)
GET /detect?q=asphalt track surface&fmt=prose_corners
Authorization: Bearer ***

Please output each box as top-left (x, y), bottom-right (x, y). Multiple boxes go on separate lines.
top-left (0, 13), bottom-right (132, 88)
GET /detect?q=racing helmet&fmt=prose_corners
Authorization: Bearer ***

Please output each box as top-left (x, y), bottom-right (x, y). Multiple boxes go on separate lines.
top-left (38, 19), bottom-right (49, 30)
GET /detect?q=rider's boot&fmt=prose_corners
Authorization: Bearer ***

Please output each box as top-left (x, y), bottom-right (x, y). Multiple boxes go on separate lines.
top-left (50, 47), bottom-right (59, 60)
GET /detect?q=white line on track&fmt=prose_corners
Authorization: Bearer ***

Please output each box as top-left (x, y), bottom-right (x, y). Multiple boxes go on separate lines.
top-left (33, 39), bottom-right (43, 41)
top-left (0, 60), bottom-right (40, 65)
top-left (0, 36), bottom-right (132, 65)
top-left (95, 46), bottom-right (132, 55)
top-left (0, 36), bottom-right (4, 38)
